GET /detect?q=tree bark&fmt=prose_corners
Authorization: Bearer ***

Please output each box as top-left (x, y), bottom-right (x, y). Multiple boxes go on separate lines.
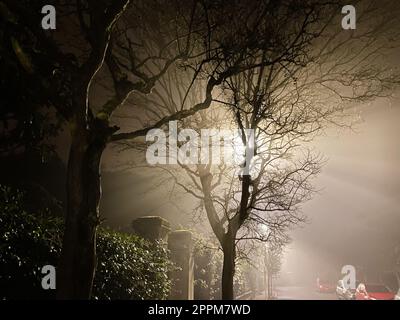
top-left (221, 226), bottom-right (237, 300)
top-left (264, 268), bottom-right (267, 299)
top-left (57, 124), bottom-right (107, 299)
top-left (267, 273), bottom-right (273, 299)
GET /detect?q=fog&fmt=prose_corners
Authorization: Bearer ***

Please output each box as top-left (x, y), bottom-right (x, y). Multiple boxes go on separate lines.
top-left (98, 94), bottom-right (400, 288)
top-left (89, 7), bottom-right (400, 291)
top-left (280, 97), bottom-right (400, 285)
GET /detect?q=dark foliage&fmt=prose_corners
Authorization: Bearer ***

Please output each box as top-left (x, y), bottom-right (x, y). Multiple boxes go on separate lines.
top-left (0, 185), bottom-right (61, 299)
top-left (93, 230), bottom-right (171, 300)
top-left (0, 185), bottom-right (171, 300)
top-left (193, 239), bottom-right (248, 300)
top-left (0, 1), bottom-right (63, 157)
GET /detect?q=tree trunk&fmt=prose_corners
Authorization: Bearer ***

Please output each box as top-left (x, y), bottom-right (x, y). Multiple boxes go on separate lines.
top-left (221, 228), bottom-right (236, 300)
top-left (264, 269), bottom-right (267, 299)
top-left (57, 126), bottom-right (106, 299)
top-left (267, 273), bottom-right (273, 299)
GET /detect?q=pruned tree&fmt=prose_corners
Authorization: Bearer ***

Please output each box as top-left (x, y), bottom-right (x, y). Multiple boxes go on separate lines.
top-left (0, 0), bottom-right (308, 298)
top-left (130, 0), bottom-right (400, 300)
top-left (201, 0), bottom-right (400, 299)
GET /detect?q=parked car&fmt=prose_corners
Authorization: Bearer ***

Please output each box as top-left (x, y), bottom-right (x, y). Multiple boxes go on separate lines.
top-left (316, 277), bottom-right (335, 293)
top-left (395, 288), bottom-right (400, 300)
top-left (355, 283), bottom-right (395, 300)
top-left (336, 279), bottom-right (357, 300)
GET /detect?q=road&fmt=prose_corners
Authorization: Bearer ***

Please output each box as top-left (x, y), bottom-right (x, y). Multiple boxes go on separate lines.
top-left (255, 286), bottom-right (337, 300)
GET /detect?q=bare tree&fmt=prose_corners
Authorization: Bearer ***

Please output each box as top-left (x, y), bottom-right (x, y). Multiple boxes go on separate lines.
top-left (205, 0), bottom-right (400, 299)
top-left (3, 0), bottom-right (315, 298)
top-left (262, 243), bottom-right (284, 299)
top-left (129, 0), bottom-right (400, 300)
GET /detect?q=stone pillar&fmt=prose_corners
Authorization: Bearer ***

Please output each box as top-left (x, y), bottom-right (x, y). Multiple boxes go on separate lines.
top-left (131, 216), bottom-right (170, 242)
top-left (168, 230), bottom-right (194, 300)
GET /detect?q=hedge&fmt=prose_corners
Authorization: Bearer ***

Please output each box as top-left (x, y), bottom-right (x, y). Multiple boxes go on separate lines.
top-left (0, 185), bottom-right (171, 300)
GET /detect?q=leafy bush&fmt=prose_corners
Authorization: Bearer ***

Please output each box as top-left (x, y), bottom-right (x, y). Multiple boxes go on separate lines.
top-left (93, 230), bottom-right (171, 300)
top-left (193, 238), bottom-right (256, 300)
top-left (0, 185), bottom-right (62, 299)
top-left (0, 185), bottom-right (171, 300)
top-left (193, 240), bottom-right (222, 300)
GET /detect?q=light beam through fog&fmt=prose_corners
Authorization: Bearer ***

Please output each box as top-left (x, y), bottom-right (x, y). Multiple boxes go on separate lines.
top-left (1, 0), bottom-right (400, 302)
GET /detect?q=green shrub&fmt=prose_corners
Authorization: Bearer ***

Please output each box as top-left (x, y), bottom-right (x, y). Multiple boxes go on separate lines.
top-left (0, 185), bottom-right (171, 300)
top-left (0, 185), bottom-right (62, 299)
top-left (93, 230), bottom-right (171, 300)
top-left (193, 238), bottom-right (255, 300)
top-left (193, 240), bottom-right (222, 300)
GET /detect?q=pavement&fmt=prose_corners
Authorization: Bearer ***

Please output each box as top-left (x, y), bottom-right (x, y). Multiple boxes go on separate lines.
top-left (254, 286), bottom-right (337, 300)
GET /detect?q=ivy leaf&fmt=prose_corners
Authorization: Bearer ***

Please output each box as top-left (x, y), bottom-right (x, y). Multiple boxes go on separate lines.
top-left (11, 37), bottom-right (34, 74)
